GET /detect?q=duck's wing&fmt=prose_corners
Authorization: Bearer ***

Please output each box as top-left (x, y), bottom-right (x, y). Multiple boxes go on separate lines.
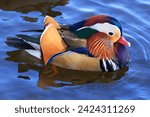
top-left (58, 29), bottom-right (87, 49)
top-left (5, 36), bottom-right (35, 49)
top-left (16, 34), bottom-right (40, 50)
top-left (16, 34), bottom-right (40, 44)
top-left (6, 35), bottom-right (41, 59)
top-left (6, 34), bottom-right (40, 50)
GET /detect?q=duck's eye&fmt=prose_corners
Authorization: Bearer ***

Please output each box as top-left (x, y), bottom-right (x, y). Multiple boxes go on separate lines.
top-left (108, 32), bottom-right (114, 36)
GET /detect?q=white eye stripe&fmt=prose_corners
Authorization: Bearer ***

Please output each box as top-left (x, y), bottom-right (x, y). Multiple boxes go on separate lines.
top-left (77, 23), bottom-right (120, 36)
top-left (90, 23), bottom-right (120, 34)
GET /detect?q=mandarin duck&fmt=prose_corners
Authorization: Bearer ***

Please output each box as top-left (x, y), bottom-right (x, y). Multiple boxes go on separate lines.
top-left (11, 15), bottom-right (131, 72)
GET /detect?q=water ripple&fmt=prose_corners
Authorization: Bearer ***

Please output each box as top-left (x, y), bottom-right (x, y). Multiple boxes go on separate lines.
top-left (0, 0), bottom-right (150, 99)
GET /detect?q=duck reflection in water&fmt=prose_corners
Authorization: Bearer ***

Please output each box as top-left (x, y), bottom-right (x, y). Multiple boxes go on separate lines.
top-left (5, 48), bottom-right (128, 89)
top-left (0, 0), bottom-right (68, 16)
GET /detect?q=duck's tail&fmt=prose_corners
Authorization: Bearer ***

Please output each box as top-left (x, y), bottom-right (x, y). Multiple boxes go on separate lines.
top-left (40, 16), bottom-right (67, 64)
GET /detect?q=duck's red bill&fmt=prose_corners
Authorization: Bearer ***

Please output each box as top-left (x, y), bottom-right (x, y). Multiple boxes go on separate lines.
top-left (118, 37), bottom-right (131, 47)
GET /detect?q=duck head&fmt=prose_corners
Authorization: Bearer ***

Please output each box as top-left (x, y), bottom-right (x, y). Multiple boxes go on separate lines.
top-left (71, 15), bottom-right (131, 60)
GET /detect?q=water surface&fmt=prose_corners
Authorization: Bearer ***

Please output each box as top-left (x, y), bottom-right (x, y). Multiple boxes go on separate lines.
top-left (0, 0), bottom-right (150, 99)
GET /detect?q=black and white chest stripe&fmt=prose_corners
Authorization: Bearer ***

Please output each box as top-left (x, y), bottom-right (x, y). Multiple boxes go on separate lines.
top-left (100, 58), bottom-right (120, 72)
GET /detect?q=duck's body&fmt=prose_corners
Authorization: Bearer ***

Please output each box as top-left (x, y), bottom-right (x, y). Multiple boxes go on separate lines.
top-left (17, 15), bottom-right (130, 72)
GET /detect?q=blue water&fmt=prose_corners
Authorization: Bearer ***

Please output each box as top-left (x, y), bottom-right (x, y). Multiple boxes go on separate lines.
top-left (0, 0), bottom-right (150, 99)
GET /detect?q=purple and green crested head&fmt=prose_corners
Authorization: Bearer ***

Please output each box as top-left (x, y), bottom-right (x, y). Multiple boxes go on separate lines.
top-left (70, 15), bottom-right (131, 60)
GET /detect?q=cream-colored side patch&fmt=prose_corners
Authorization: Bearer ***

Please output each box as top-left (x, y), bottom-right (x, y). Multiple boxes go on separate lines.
top-left (51, 51), bottom-right (101, 71)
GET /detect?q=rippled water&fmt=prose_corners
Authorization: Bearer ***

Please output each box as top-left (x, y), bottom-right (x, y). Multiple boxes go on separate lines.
top-left (0, 0), bottom-right (150, 99)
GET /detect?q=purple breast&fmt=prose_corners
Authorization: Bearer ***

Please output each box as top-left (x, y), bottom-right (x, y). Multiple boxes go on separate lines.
top-left (115, 43), bottom-right (130, 67)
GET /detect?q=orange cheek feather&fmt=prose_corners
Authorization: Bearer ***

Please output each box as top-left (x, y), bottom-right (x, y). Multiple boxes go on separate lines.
top-left (87, 33), bottom-right (115, 59)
